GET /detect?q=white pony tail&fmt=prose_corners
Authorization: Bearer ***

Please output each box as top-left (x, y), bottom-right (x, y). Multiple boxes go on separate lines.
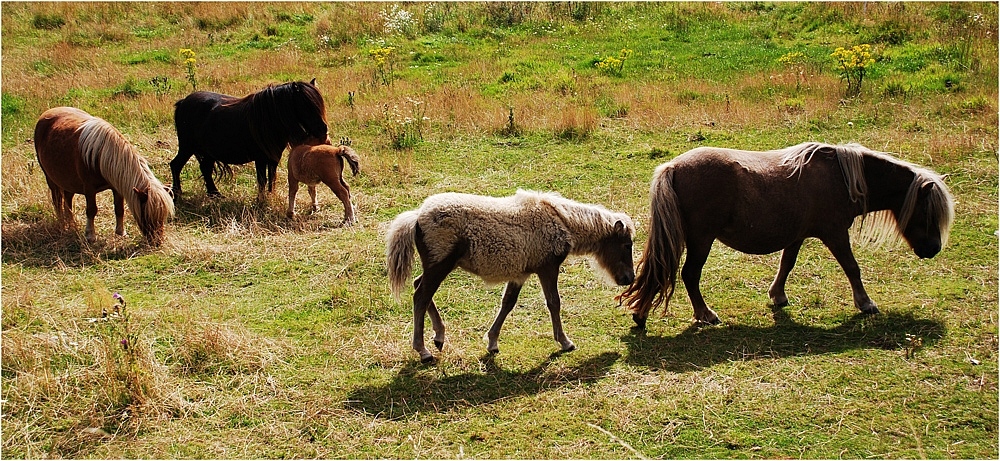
top-left (385, 210), bottom-right (420, 300)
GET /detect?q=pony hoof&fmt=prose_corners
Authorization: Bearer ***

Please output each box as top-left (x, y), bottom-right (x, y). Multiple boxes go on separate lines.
top-left (562, 343), bottom-right (576, 352)
top-left (859, 304), bottom-right (880, 315)
top-left (632, 314), bottom-right (647, 330)
top-left (487, 348), bottom-right (499, 355)
top-left (434, 340), bottom-right (444, 351)
top-left (420, 354), bottom-right (436, 364)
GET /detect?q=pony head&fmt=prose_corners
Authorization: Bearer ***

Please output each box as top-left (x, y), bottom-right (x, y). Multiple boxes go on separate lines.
top-left (854, 162), bottom-right (955, 259)
top-left (897, 173), bottom-right (955, 258)
top-left (288, 79), bottom-right (329, 145)
top-left (133, 182), bottom-right (174, 247)
top-left (593, 218), bottom-right (636, 286)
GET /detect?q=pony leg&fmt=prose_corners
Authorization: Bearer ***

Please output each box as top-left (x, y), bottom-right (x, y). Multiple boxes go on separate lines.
top-left (412, 268), bottom-right (450, 363)
top-left (61, 191), bottom-right (75, 227)
top-left (768, 239), bottom-right (804, 307)
top-left (112, 189), bottom-right (127, 237)
top-left (308, 185), bottom-right (319, 213)
top-left (169, 148), bottom-right (194, 200)
top-left (326, 180), bottom-right (355, 226)
top-left (681, 239), bottom-right (721, 325)
top-left (266, 161), bottom-right (278, 193)
top-left (538, 268), bottom-right (575, 352)
top-left (47, 182), bottom-right (68, 228)
top-left (286, 176), bottom-right (299, 218)
top-left (425, 295), bottom-right (446, 352)
top-left (484, 281), bottom-right (523, 354)
top-left (84, 193), bottom-right (99, 242)
top-left (822, 234), bottom-right (879, 314)
top-left (254, 162), bottom-right (268, 202)
top-left (197, 158), bottom-right (222, 197)
top-left (413, 275), bottom-right (446, 352)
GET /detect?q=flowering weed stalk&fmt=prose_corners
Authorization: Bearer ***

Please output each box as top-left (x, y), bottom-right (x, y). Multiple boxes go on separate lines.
top-left (179, 48), bottom-right (197, 91)
top-left (777, 51), bottom-right (808, 93)
top-left (595, 48), bottom-right (633, 77)
top-left (831, 44), bottom-right (874, 98)
top-left (369, 45), bottom-right (396, 87)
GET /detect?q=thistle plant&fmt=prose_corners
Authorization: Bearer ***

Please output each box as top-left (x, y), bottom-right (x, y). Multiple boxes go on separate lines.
top-left (179, 48), bottom-right (198, 91)
top-left (831, 44), bottom-right (874, 98)
top-left (150, 75), bottom-right (172, 98)
top-left (97, 292), bottom-right (154, 409)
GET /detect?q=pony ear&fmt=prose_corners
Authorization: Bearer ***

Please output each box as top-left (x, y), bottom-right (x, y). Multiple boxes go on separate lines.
top-left (614, 220), bottom-right (626, 234)
top-left (817, 145), bottom-right (837, 158)
top-left (310, 78), bottom-right (316, 86)
top-left (134, 186), bottom-right (149, 203)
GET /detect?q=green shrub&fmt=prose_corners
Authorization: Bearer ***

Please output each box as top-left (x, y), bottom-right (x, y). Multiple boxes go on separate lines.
top-left (112, 77), bottom-right (143, 99)
top-left (882, 80), bottom-right (909, 99)
top-left (32, 13), bottom-right (65, 30)
top-left (959, 95), bottom-right (990, 113)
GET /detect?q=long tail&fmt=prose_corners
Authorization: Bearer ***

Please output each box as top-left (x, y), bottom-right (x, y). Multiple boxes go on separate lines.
top-left (386, 210), bottom-right (420, 300)
top-left (618, 163), bottom-right (686, 319)
top-left (337, 147), bottom-right (361, 177)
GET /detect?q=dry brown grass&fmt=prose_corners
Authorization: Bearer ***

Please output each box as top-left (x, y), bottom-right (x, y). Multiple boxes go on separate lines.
top-left (168, 320), bottom-right (285, 376)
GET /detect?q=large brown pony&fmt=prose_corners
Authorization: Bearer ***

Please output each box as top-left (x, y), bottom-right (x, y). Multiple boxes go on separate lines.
top-left (170, 79), bottom-right (328, 202)
top-left (287, 137), bottom-right (361, 226)
top-left (386, 190), bottom-right (636, 363)
top-left (34, 107), bottom-right (175, 246)
top-left (619, 142), bottom-right (955, 329)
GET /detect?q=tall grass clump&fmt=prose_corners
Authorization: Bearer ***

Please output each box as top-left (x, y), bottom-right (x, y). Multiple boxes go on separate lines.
top-left (553, 106), bottom-right (597, 141)
top-left (32, 13), bottom-right (65, 30)
top-left (170, 321), bottom-right (283, 376)
top-left (381, 97), bottom-right (428, 149)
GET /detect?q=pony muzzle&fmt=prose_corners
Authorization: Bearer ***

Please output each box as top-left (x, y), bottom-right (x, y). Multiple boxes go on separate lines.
top-left (913, 242), bottom-right (941, 259)
top-left (616, 272), bottom-right (636, 286)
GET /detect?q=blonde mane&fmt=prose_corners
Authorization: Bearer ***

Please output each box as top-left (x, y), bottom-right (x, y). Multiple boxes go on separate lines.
top-left (78, 118), bottom-right (174, 242)
top-left (779, 141), bottom-right (954, 249)
top-left (518, 189), bottom-right (635, 254)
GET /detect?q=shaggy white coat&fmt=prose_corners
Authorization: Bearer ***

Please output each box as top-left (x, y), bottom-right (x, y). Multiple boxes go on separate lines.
top-left (387, 189), bottom-right (635, 298)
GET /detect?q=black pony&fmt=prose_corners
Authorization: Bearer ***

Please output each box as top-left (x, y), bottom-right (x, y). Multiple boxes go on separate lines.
top-left (170, 79), bottom-right (328, 201)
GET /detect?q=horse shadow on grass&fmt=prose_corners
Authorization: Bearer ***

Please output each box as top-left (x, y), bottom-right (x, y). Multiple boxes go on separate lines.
top-left (171, 191), bottom-right (348, 233)
top-left (0, 218), bottom-right (154, 268)
top-left (344, 351), bottom-right (621, 420)
top-left (622, 305), bottom-right (946, 373)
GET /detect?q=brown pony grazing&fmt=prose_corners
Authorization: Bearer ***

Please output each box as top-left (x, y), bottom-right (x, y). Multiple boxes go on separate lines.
top-left (619, 142), bottom-right (955, 329)
top-left (34, 107), bottom-right (175, 246)
top-left (287, 137), bottom-right (361, 226)
top-left (386, 190), bottom-right (636, 363)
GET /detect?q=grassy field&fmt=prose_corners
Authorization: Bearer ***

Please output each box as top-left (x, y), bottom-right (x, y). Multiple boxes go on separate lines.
top-left (1, 2), bottom-right (997, 458)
